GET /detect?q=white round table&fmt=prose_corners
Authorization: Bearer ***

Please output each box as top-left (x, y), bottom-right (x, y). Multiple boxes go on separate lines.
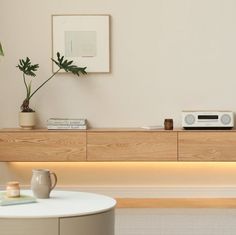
top-left (0, 190), bottom-right (116, 235)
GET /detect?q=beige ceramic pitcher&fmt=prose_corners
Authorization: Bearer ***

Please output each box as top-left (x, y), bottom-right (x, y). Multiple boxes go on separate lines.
top-left (31, 169), bottom-right (57, 199)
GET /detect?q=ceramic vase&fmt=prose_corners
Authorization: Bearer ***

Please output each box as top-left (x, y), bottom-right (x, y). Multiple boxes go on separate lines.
top-left (19, 112), bottom-right (36, 129)
top-left (31, 169), bottom-right (57, 199)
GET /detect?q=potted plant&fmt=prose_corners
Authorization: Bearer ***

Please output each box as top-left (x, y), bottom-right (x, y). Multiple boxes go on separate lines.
top-left (17, 52), bottom-right (87, 129)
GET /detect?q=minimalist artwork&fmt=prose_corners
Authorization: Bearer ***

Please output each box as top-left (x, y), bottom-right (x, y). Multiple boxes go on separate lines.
top-left (65, 31), bottom-right (97, 57)
top-left (52, 15), bottom-right (110, 73)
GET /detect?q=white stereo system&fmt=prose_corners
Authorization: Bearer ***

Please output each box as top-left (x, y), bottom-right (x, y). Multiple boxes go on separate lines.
top-left (182, 111), bottom-right (234, 129)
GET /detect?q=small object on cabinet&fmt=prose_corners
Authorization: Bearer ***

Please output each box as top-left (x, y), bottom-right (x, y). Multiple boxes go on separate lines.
top-left (47, 118), bottom-right (87, 130)
top-left (164, 119), bottom-right (173, 130)
top-left (6, 181), bottom-right (20, 198)
top-left (142, 125), bottom-right (163, 130)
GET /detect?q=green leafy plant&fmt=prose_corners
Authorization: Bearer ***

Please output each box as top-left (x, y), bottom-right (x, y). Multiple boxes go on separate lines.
top-left (0, 42), bottom-right (4, 56)
top-left (17, 52), bottom-right (87, 112)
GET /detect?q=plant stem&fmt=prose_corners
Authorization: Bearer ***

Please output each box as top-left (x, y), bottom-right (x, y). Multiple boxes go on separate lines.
top-left (29, 68), bottom-right (61, 100)
top-left (23, 73), bottom-right (29, 98)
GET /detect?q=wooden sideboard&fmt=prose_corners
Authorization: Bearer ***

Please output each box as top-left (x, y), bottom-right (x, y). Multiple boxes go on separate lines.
top-left (0, 128), bottom-right (236, 162)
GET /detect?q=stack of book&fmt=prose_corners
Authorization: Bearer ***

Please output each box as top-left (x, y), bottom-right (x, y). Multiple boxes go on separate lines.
top-left (0, 192), bottom-right (36, 206)
top-left (47, 118), bottom-right (87, 130)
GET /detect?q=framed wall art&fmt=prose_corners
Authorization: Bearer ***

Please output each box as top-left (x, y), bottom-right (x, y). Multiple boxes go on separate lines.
top-left (52, 14), bottom-right (110, 73)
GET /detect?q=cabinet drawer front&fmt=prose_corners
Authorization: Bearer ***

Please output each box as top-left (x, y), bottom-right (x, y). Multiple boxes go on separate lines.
top-left (179, 132), bottom-right (236, 161)
top-left (60, 210), bottom-right (114, 235)
top-left (0, 132), bottom-right (86, 161)
top-left (0, 218), bottom-right (58, 235)
top-left (87, 132), bottom-right (177, 161)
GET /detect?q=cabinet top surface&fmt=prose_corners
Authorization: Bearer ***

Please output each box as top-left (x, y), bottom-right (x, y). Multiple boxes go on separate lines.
top-left (0, 190), bottom-right (116, 219)
top-left (1, 128), bottom-right (236, 132)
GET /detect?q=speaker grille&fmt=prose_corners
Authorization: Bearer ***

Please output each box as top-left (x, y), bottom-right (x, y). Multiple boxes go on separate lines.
top-left (185, 114), bottom-right (195, 125)
top-left (221, 114), bottom-right (231, 125)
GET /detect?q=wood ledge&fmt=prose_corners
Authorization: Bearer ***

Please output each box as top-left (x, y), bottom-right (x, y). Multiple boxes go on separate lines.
top-left (115, 198), bottom-right (236, 208)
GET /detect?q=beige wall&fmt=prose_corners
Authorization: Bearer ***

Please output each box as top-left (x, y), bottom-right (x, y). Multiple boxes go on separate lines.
top-left (1, 0), bottom-right (236, 189)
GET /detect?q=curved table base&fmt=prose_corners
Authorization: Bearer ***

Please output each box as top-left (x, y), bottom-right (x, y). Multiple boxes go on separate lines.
top-left (0, 210), bottom-right (114, 235)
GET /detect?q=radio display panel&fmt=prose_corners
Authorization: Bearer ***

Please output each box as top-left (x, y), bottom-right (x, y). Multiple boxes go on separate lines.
top-left (198, 115), bottom-right (218, 119)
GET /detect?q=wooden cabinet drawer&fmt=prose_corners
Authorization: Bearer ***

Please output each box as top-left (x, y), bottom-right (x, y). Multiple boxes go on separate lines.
top-left (0, 131), bottom-right (86, 161)
top-left (178, 132), bottom-right (236, 161)
top-left (87, 131), bottom-right (177, 161)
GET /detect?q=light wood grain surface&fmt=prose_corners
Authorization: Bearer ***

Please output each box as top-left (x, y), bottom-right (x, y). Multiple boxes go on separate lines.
top-left (178, 132), bottom-right (236, 161)
top-left (0, 132), bottom-right (86, 162)
top-left (2, 129), bottom-right (236, 162)
top-left (87, 132), bottom-right (177, 161)
top-left (116, 198), bottom-right (236, 208)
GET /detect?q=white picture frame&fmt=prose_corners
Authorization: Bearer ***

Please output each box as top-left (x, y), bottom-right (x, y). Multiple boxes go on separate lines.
top-left (52, 14), bottom-right (110, 73)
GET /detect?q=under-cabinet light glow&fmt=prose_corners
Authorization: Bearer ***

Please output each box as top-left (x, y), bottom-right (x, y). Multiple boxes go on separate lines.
top-left (9, 161), bottom-right (236, 169)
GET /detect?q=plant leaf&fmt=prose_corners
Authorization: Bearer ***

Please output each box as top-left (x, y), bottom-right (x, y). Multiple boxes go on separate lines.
top-left (52, 52), bottom-right (87, 76)
top-left (0, 42), bottom-right (4, 56)
top-left (16, 58), bottom-right (39, 77)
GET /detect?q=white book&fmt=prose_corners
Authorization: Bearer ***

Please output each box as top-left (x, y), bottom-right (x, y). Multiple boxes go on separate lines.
top-left (141, 125), bottom-right (163, 130)
top-left (47, 125), bottom-right (87, 130)
top-left (0, 192), bottom-right (36, 206)
top-left (47, 118), bottom-right (86, 125)
top-left (47, 123), bottom-right (86, 127)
